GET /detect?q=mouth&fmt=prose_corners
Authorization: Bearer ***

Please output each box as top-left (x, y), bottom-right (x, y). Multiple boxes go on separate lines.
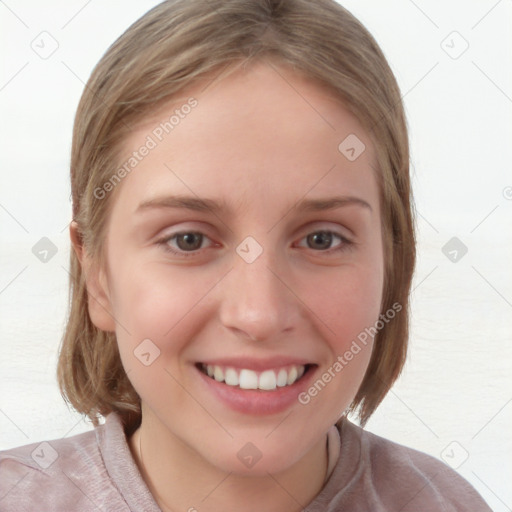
top-left (195, 362), bottom-right (315, 391)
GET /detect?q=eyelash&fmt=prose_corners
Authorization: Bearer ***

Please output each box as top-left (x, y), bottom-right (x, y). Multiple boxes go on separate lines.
top-left (156, 230), bottom-right (354, 258)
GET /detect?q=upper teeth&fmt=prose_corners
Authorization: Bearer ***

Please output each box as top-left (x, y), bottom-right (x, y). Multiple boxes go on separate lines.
top-left (203, 364), bottom-right (305, 391)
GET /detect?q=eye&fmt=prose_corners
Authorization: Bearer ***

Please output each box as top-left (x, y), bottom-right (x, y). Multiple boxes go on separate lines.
top-left (159, 231), bottom-right (213, 256)
top-left (296, 230), bottom-right (351, 252)
top-left (173, 232), bottom-right (205, 251)
top-left (157, 229), bottom-right (352, 258)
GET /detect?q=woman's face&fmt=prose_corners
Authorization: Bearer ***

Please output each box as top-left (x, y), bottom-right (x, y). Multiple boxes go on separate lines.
top-left (90, 61), bottom-right (384, 474)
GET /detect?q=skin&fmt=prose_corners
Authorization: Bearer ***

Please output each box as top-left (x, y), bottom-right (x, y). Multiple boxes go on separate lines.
top-left (72, 60), bottom-right (384, 512)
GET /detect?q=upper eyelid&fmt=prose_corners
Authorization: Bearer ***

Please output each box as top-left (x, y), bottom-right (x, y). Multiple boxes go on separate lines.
top-left (296, 230), bottom-right (347, 242)
top-left (159, 219), bottom-right (352, 238)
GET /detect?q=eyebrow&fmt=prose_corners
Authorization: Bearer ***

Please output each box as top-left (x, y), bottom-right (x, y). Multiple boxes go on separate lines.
top-left (136, 194), bottom-right (372, 214)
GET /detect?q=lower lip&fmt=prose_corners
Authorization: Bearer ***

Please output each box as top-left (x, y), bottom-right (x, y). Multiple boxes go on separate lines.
top-left (195, 365), bottom-right (317, 415)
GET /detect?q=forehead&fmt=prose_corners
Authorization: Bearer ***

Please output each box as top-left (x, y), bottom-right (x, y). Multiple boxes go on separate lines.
top-left (113, 61), bottom-right (379, 217)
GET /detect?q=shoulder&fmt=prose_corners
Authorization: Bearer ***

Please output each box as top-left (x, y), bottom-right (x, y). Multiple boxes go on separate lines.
top-left (338, 420), bottom-right (492, 511)
top-left (0, 416), bottom-right (129, 512)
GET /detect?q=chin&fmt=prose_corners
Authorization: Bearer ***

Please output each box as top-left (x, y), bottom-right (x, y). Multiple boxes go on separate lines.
top-left (194, 427), bottom-right (319, 478)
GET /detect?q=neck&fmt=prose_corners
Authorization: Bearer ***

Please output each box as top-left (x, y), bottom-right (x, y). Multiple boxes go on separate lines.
top-left (129, 416), bottom-right (329, 512)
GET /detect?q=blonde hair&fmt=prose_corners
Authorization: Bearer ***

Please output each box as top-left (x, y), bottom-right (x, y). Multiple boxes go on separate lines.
top-left (58, 0), bottom-right (415, 430)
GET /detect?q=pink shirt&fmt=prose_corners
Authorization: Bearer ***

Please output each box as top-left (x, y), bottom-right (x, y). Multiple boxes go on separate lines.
top-left (0, 412), bottom-right (491, 511)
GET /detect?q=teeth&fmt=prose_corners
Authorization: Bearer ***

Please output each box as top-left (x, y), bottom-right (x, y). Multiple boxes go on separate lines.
top-left (224, 368), bottom-right (239, 386)
top-left (259, 370), bottom-right (277, 390)
top-left (239, 369), bottom-right (258, 389)
top-left (276, 368), bottom-right (288, 387)
top-left (287, 366), bottom-right (298, 386)
top-left (213, 366), bottom-right (224, 382)
top-left (201, 364), bottom-right (306, 391)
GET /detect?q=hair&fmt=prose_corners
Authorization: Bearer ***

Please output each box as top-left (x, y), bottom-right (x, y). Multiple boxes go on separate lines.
top-left (57, 0), bottom-right (415, 430)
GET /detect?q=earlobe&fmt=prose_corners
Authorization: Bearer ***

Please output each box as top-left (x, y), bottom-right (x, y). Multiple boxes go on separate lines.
top-left (69, 221), bottom-right (117, 332)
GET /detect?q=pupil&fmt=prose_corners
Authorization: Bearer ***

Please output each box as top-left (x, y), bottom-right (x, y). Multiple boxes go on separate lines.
top-left (177, 233), bottom-right (202, 251)
top-left (308, 232), bottom-right (332, 250)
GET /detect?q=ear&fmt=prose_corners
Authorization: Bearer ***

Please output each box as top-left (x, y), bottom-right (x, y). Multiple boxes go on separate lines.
top-left (70, 221), bottom-right (117, 332)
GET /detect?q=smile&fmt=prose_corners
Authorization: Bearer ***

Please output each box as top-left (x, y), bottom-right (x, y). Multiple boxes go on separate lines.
top-left (198, 363), bottom-right (312, 391)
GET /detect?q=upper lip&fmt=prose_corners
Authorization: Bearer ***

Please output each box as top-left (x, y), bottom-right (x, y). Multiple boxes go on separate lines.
top-left (197, 357), bottom-right (315, 372)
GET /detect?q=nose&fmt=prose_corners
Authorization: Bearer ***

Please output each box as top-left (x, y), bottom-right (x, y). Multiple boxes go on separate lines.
top-left (218, 248), bottom-right (300, 342)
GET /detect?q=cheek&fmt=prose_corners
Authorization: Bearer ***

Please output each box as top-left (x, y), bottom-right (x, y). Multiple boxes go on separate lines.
top-left (293, 263), bottom-right (382, 422)
top-left (107, 259), bottom-right (221, 357)
top-left (107, 262), bottom-right (219, 408)
top-left (111, 263), bottom-right (209, 341)
top-left (304, 261), bottom-right (384, 353)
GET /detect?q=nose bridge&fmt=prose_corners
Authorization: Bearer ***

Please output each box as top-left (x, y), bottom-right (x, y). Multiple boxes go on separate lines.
top-left (218, 244), bottom-right (297, 341)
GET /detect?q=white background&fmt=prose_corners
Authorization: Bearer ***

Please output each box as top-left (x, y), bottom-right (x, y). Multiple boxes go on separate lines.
top-left (1, 1), bottom-right (511, 510)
